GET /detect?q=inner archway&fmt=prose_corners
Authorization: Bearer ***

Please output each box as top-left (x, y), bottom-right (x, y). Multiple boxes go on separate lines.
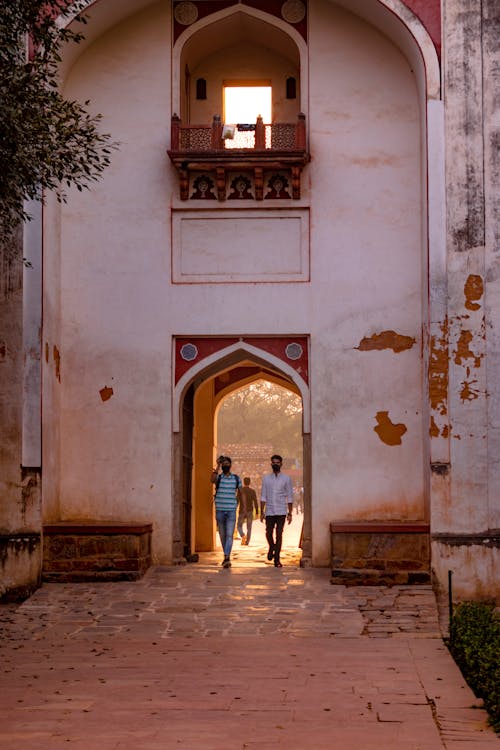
top-left (215, 380), bottom-right (304, 563)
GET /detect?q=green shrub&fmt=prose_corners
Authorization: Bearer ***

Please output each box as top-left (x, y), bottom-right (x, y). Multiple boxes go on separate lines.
top-left (449, 601), bottom-right (500, 733)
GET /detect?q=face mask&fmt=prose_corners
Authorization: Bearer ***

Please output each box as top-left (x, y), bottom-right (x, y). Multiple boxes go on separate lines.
top-left (222, 464), bottom-right (231, 474)
top-left (271, 464), bottom-right (281, 473)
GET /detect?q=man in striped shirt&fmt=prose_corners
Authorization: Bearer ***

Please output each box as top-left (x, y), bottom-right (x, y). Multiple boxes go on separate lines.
top-left (211, 455), bottom-right (242, 568)
top-left (260, 454), bottom-right (294, 568)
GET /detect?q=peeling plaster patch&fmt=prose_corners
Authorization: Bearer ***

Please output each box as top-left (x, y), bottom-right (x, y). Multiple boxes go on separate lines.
top-left (454, 330), bottom-right (482, 368)
top-left (460, 379), bottom-right (480, 401)
top-left (430, 416), bottom-right (449, 439)
top-left (464, 274), bottom-right (483, 310)
top-left (429, 319), bottom-right (448, 415)
top-left (374, 412), bottom-right (407, 446)
top-left (53, 345), bottom-right (60, 382)
top-left (356, 330), bottom-right (415, 353)
top-left (100, 386), bottom-right (114, 402)
top-left (464, 274), bottom-right (484, 310)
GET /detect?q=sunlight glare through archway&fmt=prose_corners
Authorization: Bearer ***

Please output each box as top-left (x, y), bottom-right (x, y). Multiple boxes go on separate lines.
top-left (223, 86), bottom-right (272, 124)
top-left (216, 380), bottom-right (303, 510)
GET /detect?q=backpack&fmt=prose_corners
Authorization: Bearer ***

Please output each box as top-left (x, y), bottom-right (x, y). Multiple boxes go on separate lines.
top-left (215, 473), bottom-right (240, 495)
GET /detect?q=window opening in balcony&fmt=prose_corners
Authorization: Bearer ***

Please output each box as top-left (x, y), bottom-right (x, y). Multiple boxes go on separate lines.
top-left (223, 82), bottom-right (272, 149)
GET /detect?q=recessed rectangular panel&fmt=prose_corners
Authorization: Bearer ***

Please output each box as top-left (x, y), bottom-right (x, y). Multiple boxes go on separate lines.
top-left (172, 209), bottom-right (309, 283)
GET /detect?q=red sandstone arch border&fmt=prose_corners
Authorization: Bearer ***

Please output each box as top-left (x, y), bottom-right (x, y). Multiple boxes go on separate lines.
top-left (173, 337), bottom-right (311, 434)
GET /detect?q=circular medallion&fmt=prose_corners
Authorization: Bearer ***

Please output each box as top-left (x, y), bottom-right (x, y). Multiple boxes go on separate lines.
top-left (180, 343), bottom-right (199, 362)
top-left (174, 2), bottom-right (199, 26)
top-left (285, 342), bottom-right (303, 361)
top-left (281, 0), bottom-right (306, 24)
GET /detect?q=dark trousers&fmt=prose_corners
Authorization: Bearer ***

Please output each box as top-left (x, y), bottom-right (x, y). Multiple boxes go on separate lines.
top-left (265, 515), bottom-right (286, 562)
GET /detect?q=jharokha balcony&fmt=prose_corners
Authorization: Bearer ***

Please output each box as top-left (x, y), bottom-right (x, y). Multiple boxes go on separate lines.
top-left (167, 113), bottom-right (309, 201)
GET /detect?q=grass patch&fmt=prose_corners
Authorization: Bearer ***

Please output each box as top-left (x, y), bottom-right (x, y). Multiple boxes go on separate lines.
top-left (449, 601), bottom-right (500, 733)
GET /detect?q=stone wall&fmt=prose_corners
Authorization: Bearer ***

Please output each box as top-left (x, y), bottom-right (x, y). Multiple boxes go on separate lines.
top-left (331, 522), bottom-right (430, 586)
top-left (43, 522), bottom-right (153, 582)
top-left (0, 232), bottom-right (42, 601)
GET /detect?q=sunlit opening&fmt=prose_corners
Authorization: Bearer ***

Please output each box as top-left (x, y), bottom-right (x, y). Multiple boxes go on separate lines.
top-left (223, 85), bottom-right (272, 124)
top-left (216, 380), bottom-right (303, 499)
top-left (214, 380), bottom-right (304, 564)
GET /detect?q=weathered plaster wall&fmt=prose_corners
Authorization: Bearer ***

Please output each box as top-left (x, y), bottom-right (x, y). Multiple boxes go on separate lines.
top-left (43, 173), bottom-right (65, 521)
top-left (47, 0), bottom-right (425, 566)
top-left (0, 237), bottom-right (23, 531)
top-left (308, 2), bottom-right (424, 562)
top-left (0, 235), bottom-right (42, 599)
top-left (433, 0), bottom-right (499, 599)
top-left (48, 1), bottom-right (173, 559)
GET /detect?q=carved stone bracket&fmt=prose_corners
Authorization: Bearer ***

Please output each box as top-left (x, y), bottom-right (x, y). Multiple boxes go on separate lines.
top-left (168, 113), bottom-right (309, 201)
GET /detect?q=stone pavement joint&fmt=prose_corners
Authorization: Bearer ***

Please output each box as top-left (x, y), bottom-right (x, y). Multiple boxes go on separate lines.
top-left (0, 537), bottom-right (497, 749)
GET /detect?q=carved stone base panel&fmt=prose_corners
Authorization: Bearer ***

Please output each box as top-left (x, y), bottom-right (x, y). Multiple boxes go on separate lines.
top-left (190, 173), bottom-right (217, 200)
top-left (264, 171), bottom-right (292, 199)
top-left (228, 172), bottom-right (254, 200)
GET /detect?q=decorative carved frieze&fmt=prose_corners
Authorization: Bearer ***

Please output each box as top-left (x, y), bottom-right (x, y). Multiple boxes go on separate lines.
top-left (168, 114), bottom-right (309, 201)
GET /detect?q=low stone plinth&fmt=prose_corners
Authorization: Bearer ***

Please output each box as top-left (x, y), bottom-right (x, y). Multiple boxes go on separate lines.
top-left (43, 522), bottom-right (152, 582)
top-left (330, 522), bottom-right (430, 585)
top-left (0, 533), bottom-right (42, 601)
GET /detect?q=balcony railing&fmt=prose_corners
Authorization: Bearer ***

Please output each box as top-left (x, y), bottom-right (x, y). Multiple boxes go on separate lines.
top-left (170, 113), bottom-right (307, 153)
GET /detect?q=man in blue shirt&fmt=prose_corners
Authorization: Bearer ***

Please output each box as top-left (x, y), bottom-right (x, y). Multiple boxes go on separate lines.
top-left (260, 454), bottom-right (293, 567)
top-left (211, 455), bottom-right (242, 568)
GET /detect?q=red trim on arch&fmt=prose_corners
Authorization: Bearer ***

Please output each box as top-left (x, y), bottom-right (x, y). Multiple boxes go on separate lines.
top-left (172, 1), bottom-right (440, 56)
top-left (244, 337), bottom-right (308, 384)
top-left (175, 336), bottom-right (309, 385)
top-left (175, 337), bottom-right (238, 383)
top-left (173, 0), bottom-right (307, 44)
top-left (403, 0), bottom-right (441, 57)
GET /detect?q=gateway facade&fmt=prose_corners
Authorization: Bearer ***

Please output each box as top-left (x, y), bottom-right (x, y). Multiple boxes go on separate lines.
top-left (1, 0), bottom-right (498, 601)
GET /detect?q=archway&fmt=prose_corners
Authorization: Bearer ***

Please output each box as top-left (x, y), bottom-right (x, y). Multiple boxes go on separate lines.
top-left (172, 338), bottom-right (311, 566)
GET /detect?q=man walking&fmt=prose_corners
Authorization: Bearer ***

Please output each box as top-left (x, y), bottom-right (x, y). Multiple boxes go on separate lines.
top-left (211, 455), bottom-right (242, 568)
top-left (237, 477), bottom-right (259, 545)
top-left (260, 454), bottom-right (293, 567)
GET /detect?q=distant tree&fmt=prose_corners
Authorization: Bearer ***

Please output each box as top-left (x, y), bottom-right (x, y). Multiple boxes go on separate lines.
top-left (0, 0), bottom-right (116, 251)
top-left (217, 381), bottom-right (303, 457)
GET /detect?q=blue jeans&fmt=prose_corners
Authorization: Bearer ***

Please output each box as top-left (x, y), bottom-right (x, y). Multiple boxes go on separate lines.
top-left (237, 510), bottom-right (254, 542)
top-left (216, 508), bottom-right (236, 558)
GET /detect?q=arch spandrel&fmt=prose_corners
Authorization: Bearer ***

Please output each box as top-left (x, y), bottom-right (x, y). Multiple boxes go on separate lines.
top-left (173, 338), bottom-right (310, 433)
top-left (59, 1), bottom-right (440, 101)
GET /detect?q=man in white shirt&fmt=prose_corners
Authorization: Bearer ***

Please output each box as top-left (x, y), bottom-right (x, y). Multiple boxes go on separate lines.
top-left (260, 454), bottom-right (293, 568)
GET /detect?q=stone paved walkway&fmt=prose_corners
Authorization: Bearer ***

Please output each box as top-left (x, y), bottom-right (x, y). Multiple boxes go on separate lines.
top-left (0, 519), bottom-right (498, 749)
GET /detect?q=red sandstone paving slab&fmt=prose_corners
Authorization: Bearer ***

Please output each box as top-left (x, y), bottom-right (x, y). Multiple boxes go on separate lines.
top-left (1, 584), bottom-right (497, 749)
top-left (437, 707), bottom-right (499, 736)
